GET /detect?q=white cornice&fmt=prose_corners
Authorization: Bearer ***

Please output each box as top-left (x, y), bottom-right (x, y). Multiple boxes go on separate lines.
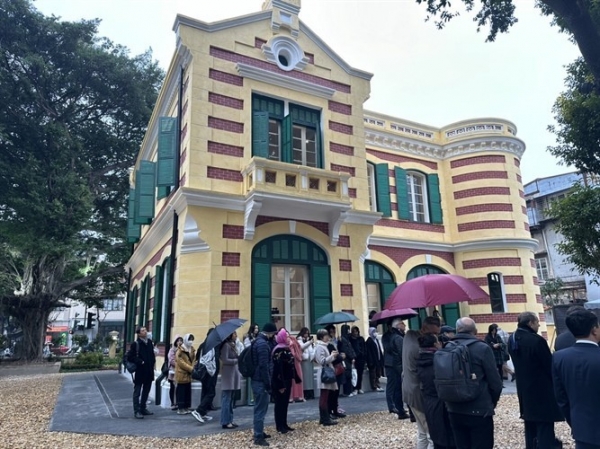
top-left (344, 210), bottom-right (382, 226)
top-left (171, 188), bottom-right (245, 215)
top-left (368, 236), bottom-right (538, 253)
top-left (126, 203), bottom-right (175, 272)
top-left (173, 11), bottom-right (272, 33)
top-left (236, 63), bottom-right (335, 98)
top-left (365, 129), bottom-right (526, 161)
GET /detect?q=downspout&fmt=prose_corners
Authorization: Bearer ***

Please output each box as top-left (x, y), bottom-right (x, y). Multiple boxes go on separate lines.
top-left (155, 66), bottom-right (184, 404)
top-left (121, 267), bottom-right (133, 374)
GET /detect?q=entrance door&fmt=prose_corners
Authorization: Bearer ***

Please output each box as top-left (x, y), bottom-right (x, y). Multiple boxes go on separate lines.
top-left (271, 265), bottom-right (309, 333)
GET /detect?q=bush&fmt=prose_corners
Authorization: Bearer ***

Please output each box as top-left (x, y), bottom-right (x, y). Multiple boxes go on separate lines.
top-left (75, 352), bottom-right (104, 365)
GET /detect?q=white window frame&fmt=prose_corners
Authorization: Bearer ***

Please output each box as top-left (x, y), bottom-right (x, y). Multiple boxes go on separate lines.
top-left (292, 125), bottom-right (317, 168)
top-left (268, 119), bottom-right (281, 161)
top-left (406, 171), bottom-right (429, 223)
top-left (271, 265), bottom-right (310, 333)
top-left (535, 257), bottom-right (550, 281)
top-left (366, 282), bottom-right (380, 315)
top-left (367, 163), bottom-right (378, 212)
top-left (488, 272), bottom-right (507, 313)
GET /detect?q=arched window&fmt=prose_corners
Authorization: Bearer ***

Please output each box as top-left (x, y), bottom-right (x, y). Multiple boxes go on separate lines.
top-left (364, 261), bottom-right (396, 315)
top-left (488, 272), bottom-right (507, 313)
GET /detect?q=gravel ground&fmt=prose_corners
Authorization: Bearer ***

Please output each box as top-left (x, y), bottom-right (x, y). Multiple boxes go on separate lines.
top-left (2, 373), bottom-right (575, 448)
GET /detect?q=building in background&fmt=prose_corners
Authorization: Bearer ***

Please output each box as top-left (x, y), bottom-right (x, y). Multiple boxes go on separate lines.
top-left (125, 0), bottom-right (543, 357)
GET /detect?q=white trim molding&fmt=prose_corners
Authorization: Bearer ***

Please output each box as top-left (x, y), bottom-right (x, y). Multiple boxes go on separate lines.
top-left (369, 236), bottom-right (538, 253)
top-left (181, 214), bottom-right (209, 254)
top-left (236, 63), bottom-right (335, 98)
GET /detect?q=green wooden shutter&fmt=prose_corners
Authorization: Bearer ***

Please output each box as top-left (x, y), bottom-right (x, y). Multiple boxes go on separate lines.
top-left (157, 117), bottom-right (177, 187)
top-left (441, 303), bottom-right (459, 329)
top-left (311, 265), bottom-right (332, 332)
top-left (127, 188), bottom-right (141, 243)
top-left (375, 164), bottom-right (391, 217)
top-left (252, 111), bottom-right (269, 158)
top-left (381, 282), bottom-right (397, 308)
top-left (134, 161), bottom-right (156, 225)
top-left (157, 186), bottom-right (170, 200)
top-left (252, 262), bottom-right (272, 327)
top-left (395, 167), bottom-right (410, 220)
top-left (281, 114), bottom-right (292, 163)
top-left (153, 265), bottom-right (163, 341)
top-left (427, 173), bottom-right (443, 224)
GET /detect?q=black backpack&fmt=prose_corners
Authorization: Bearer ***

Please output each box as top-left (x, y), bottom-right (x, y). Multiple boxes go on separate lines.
top-left (238, 341), bottom-right (256, 378)
top-left (433, 339), bottom-right (481, 403)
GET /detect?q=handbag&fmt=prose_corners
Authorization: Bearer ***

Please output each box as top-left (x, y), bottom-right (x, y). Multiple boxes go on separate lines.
top-left (334, 363), bottom-right (345, 377)
top-left (125, 341), bottom-right (138, 374)
top-left (192, 359), bottom-right (207, 381)
top-left (321, 363), bottom-right (337, 384)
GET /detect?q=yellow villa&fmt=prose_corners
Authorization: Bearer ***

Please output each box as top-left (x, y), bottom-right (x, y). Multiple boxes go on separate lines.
top-left (125, 0), bottom-right (543, 358)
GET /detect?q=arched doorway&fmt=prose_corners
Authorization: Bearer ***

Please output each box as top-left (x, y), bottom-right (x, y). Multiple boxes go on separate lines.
top-left (252, 235), bottom-right (331, 333)
top-left (406, 264), bottom-right (460, 330)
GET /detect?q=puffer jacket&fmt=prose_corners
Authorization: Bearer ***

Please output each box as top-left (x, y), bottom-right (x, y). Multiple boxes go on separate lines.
top-left (175, 346), bottom-right (195, 384)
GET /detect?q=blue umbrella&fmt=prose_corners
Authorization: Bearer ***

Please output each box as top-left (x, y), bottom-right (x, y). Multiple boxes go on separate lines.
top-left (314, 311), bottom-right (359, 326)
top-left (202, 318), bottom-right (247, 353)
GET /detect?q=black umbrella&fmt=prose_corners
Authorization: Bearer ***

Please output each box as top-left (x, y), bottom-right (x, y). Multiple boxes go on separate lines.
top-left (314, 311), bottom-right (359, 326)
top-left (202, 318), bottom-right (247, 353)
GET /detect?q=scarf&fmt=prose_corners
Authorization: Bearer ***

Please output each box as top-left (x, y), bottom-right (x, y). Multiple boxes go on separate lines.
top-left (288, 334), bottom-right (303, 361)
top-left (272, 328), bottom-right (289, 354)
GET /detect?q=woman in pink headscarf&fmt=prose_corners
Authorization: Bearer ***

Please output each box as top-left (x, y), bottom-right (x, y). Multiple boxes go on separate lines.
top-left (271, 328), bottom-right (300, 434)
top-left (288, 332), bottom-right (305, 403)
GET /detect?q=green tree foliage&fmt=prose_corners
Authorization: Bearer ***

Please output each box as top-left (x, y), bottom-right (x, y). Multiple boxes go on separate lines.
top-left (0, 0), bottom-right (163, 360)
top-left (548, 184), bottom-right (600, 279)
top-left (415, 0), bottom-right (600, 86)
top-left (540, 277), bottom-right (565, 306)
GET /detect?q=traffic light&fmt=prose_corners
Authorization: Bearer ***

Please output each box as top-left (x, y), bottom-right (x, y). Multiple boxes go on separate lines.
top-left (86, 312), bottom-right (96, 329)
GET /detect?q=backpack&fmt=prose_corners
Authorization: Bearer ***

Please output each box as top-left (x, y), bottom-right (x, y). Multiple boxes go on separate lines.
top-left (124, 341), bottom-right (138, 374)
top-left (238, 341), bottom-right (256, 378)
top-left (191, 357), bottom-right (207, 381)
top-left (433, 339), bottom-right (481, 403)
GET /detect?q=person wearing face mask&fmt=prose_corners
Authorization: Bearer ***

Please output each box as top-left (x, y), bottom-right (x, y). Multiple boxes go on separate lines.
top-left (271, 328), bottom-right (300, 433)
top-left (365, 327), bottom-right (384, 392)
top-left (127, 326), bottom-right (157, 419)
top-left (175, 333), bottom-right (195, 415)
top-left (168, 335), bottom-right (183, 410)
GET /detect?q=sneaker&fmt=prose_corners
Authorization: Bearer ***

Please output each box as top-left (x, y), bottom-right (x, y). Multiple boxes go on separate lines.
top-left (337, 407), bottom-right (345, 414)
top-left (134, 411), bottom-right (144, 419)
top-left (262, 432), bottom-right (271, 439)
top-left (177, 409), bottom-right (188, 415)
top-left (201, 415), bottom-right (213, 421)
top-left (191, 411), bottom-right (204, 423)
top-left (358, 389), bottom-right (364, 394)
top-left (376, 387), bottom-right (384, 392)
top-left (254, 438), bottom-right (269, 447)
top-left (140, 409), bottom-right (153, 416)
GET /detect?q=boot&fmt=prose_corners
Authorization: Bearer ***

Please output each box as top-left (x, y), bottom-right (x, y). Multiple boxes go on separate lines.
top-left (319, 408), bottom-right (338, 426)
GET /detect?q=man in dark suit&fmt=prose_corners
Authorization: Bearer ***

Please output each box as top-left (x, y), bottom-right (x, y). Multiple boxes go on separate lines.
top-left (553, 307), bottom-right (600, 449)
top-left (508, 311), bottom-right (563, 449)
top-left (126, 326), bottom-right (157, 419)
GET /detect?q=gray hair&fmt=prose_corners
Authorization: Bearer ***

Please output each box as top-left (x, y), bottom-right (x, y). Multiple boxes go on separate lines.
top-left (391, 318), bottom-right (402, 329)
top-left (456, 317), bottom-right (477, 334)
top-left (316, 329), bottom-right (329, 341)
top-left (517, 311), bottom-right (538, 328)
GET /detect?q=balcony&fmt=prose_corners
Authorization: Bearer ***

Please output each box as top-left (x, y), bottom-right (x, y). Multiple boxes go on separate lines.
top-left (242, 157), bottom-right (353, 243)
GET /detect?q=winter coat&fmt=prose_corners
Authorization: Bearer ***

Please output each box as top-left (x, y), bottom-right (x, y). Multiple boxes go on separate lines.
top-left (251, 333), bottom-right (273, 391)
top-left (313, 340), bottom-right (339, 391)
top-left (554, 330), bottom-right (576, 351)
top-left (443, 333), bottom-right (503, 417)
top-left (220, 341), bottom-right (241, 391)
top-left (127, 338), bottom-right (156, 384)
top-left (167, 345), bottom-right (177, 381)
top-left (402, 330), bottom-right (424, 411)
top-left (485, 333), bottom-right (506, 367)
top-left (350, 335), bottom-right (366, 362)
top-left (508, 325), bottom-right (564, 422)
top-left (416, 350), bottom-right (456, 448)
top-left (365, 336), bottom-right (384, 369)
top-left (382, 328), bottom-right (403, 374)
top-left (272, 347), bottom-right (299, 391)
top-left (175, 346), bottom-right (195, 384)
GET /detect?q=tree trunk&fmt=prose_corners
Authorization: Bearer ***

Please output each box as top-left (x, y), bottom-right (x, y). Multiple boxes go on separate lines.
top-left (7, 297), bottom-right (52, 361)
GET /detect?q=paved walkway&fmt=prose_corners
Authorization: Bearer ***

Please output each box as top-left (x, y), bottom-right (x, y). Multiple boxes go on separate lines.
top-left (48, 370), bottom-right (516, 438)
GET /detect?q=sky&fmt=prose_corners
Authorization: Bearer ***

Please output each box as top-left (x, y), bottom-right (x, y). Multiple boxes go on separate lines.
top-left (34, 0), bottom-right (582, 183)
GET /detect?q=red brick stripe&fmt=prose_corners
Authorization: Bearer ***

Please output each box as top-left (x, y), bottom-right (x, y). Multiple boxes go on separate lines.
top-left (208, 92), bottom-right (243, 110)
top-left (450, 155), bottom-right (506, 168)
top-left (329, 121), bottom-right (353, 135)
top-left (223, 225), bottom-right (244, 239)
top-left (330, 142), bottom-right (354, 156)
top-left (254, 37), bottom-right (267, 48)
top-left (222, 252), bottom-right (241, 266)
top-left (209, 46), bottom-right (351, 93)
top-left (452, 171), bottom-right (508, 184)
top-left (455, 203), bottom-right (513, 216)
top-left (514, 158), bottom-right (520, 167)
top-left (462, 258), bottom-right (521, 269)
top-left (454, 187), bottom-right (510, 199)
top-left (330, 163), bottom-right (355, 176)
top-left (340, 284), bottom-right (353, 296)
top-left (337, 235), bottom-right (351, 247)
top-left (221, 280), bottom-right (240, 295)
top-left (339, 260), bottom-right (352, 272)
top-left (348, 188), bottom-right (357, 198)
top-left (376, 219), bottom-right (445, 233)
top-left (208, 141), bottom-right (244, 158)
top-left (221, 310), bottom-right (240, 322)
top-left (458, 220), bottom-right (515, 232)
top-left (209, 68), bottom-right (243, 86)
top-left (506, 294), bottom-right (527, 303)
top-left (328, 100), bottom-right (352, 115)
top-left (208, 116), bottom-right (244, 133)
top-left (207, 166), bottom-right (243, 182)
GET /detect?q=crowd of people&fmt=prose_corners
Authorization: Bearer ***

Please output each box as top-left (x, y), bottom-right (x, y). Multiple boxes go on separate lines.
top-left (125, 305), bottom-right (600, 449)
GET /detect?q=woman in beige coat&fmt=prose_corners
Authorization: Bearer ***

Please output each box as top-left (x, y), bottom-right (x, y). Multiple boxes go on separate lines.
top-left (175, 333), bottom-right (195, 415)
top-left (313, 328), bottom-right (339, 426)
